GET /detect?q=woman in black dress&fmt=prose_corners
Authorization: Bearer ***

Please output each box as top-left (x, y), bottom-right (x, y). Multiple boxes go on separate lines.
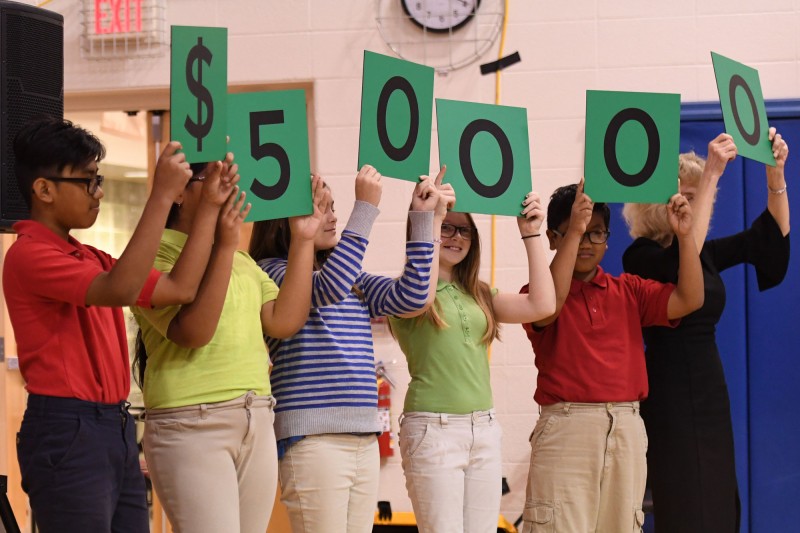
top-left (621, 129), bottom-right (790, 533)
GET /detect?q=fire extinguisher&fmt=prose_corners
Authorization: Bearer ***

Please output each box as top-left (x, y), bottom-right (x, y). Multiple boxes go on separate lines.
top-left (376, 361), bottom-right (395, 458)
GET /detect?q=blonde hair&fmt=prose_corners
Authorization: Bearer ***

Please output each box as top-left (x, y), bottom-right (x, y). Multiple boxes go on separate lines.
top-left (622, 151), bottom-right (712, 246)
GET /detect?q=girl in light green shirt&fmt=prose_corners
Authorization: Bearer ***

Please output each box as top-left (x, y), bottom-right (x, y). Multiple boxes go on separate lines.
top-left (389, 186), bottom-right (556, 533)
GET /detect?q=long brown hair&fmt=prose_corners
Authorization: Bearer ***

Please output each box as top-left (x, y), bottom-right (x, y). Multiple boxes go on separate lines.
top-left (249, 214), bottom-right (364, 300)
top-left (416, 213), bottom-right (499, 344)
top-left (249, 218), bottom-right (332, 270)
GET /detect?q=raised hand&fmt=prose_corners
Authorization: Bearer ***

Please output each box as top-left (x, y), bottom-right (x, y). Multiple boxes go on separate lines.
top-left (518, 191), bottom-right (545, 235)
top-left (411, 166), bottom-right (442, 213)
top-left (569, 178), bottom-right (594, 235)
top-left (667, 193), bottom-right (694, 237)
top-left (354, 164), bottom-right (382, 207)
top-left (201, 152), bottom-right (240, 207)
top-left (704, 133), bottom-right (737, 179)
top-left (289, 174), bottom-right (331, 241)
top-left (431, 166), bottom-right (455, 220)
top-left (768, 127), bottom-right (789, 173)
top-left (152, 141), bottom-right (192, 201)
top-left (216, 187), bottom-right (250, 248)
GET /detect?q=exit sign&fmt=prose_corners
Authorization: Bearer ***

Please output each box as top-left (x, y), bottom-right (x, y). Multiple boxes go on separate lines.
top-left (94, 0), bottom-right (144, 35)
top-left (80, 0), bottom-right (167, 59)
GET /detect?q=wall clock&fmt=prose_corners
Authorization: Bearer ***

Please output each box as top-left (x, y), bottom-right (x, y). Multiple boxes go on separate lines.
top-left (376, 0), bottom-right (505, 74)
top-left (400, 0), bottom-right (481, 34)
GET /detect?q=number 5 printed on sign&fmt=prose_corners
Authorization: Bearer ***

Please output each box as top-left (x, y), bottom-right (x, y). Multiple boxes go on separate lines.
top-left (227, 90), bottom-right (313, 222)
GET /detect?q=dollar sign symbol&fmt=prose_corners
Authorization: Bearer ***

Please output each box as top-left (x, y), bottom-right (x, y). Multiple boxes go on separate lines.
top-left (184, 37), bottom-right (214, 152)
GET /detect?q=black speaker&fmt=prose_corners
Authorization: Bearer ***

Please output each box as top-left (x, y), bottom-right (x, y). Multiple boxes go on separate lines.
top-left (0, 1), bottom-right (63, 232)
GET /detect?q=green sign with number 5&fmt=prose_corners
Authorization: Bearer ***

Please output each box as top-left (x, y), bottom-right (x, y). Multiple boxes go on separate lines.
top-left (227, 89), bottom-right (312, 222)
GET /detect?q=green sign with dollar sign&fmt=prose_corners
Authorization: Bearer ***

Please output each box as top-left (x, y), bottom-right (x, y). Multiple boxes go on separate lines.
top-left (170, 25), bottom-right (228, 163)
top-left (228, 89), bottom-right (312, 222)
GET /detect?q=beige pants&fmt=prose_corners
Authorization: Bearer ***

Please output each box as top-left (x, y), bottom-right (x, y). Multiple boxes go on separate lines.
top-left (279, 433), bottom-right (380, 533)
top-left (522, 402), bottom-right (647, 533)
top-left (143, 392), bottom-right (278, 533)
top-left (399, 410), bottom-right (503, 533)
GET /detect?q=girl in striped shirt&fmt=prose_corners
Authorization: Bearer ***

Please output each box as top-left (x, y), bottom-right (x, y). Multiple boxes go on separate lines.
top-left (249, 164), bottom-right (453, 533)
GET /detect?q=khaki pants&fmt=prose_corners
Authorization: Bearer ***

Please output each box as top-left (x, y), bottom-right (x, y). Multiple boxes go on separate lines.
top-left (522, 402), bottom-right (647, 533)
top-left (143, 392), bottom-right (278, 533)
top-left (399, 410), bottom-right (502, 533)
top-left (279, 433), bottom-right (380, 533)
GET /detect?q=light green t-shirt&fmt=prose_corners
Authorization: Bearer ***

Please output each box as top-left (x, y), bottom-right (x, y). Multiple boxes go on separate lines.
top-left (389, 280), bottom-right (493, 414)
top-left (132, 229), bottom-right (278, 409)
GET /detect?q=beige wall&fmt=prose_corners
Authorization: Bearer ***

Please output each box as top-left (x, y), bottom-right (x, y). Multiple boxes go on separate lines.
top-left (9, 0), bottom-right (800, 521)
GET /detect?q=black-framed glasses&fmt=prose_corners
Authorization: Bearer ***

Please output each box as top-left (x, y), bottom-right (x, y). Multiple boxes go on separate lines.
top-left (441, 223), bottom-right (474, 240)
top-left (44, 175), bottom-right (104, 195)
top-left (551, 228), bottom-right (610, 244)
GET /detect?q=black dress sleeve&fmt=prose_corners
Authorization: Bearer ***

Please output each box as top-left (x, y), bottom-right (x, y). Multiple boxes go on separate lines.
top-left (622, 237), bottom-right (679, 284)
top-left (704, 209), bottom-right (790, 291)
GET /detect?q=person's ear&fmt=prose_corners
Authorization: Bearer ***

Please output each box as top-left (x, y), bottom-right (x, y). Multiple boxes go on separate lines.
top-left (546, 229), bottom-right (558, 251)
top-left (31, 177), bottom-right (55, 204)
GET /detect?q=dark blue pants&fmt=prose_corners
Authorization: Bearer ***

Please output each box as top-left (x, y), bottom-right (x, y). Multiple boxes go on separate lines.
top-left (16, 394), bottom-right (148, 533)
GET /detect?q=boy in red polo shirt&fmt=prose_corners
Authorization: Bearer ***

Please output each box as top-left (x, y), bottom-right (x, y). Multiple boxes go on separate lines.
top-left (2, 117), bottom-right (233, 533)
top-left (518, 182), bottom-right (704, 533)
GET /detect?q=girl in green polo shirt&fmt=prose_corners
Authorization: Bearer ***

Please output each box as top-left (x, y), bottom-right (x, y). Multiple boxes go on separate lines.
top-left (389, 190), bottom-right (556, 533)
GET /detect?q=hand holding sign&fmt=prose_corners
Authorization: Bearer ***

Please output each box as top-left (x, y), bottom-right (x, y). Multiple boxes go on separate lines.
top-left (667, 193), bottom-right (693, 238)
top-left (769, 127), bottom-right (789, 171)
top-left (171, 26), bottom-right (228, 163)
top-left (196, 154), bottom-right (240, 209)
top-left (569, 178), bottom-right (594, 237)
top-left (289, 175), bottom-right (331, 241)
top-left (355, 164), bottom-right (383, 207)
top-left (152, 141), bottom-right (192, 202)
top-left (711, 52), bottom-right (775, 166)
top-left (433, 167), bottom-right (457, 219)
top-left (704, 133), bottom-right (738, 180)
top-left (216, 187), bottom-right (251, 248)
top-left (518, 191), bottom-right (545, 237)
top-left (411, 168), bottom-right (444, 213)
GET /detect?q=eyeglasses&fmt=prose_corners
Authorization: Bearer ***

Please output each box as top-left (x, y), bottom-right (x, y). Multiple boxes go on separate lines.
top-left (441, 223), bottom-right (474, 240)
top-left (551, 228), bottom-right (610, 244)
top-left (44, 175), bottom-right (104, 195)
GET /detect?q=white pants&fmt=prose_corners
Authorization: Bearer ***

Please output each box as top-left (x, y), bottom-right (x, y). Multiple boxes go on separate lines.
top-left (399, 410), bottom-right (502, 533)
top-left (143, 392), bottom-right (277, 533)
top-left (279, 433), bottom-right (380, 533)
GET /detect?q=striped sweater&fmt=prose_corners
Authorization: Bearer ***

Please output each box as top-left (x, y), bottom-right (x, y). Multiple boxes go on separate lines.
top-left (258, 202), bottom-right (434, 441)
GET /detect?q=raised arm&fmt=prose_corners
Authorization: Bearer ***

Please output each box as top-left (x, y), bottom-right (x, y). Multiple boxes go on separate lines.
top-left (666, 194), bottom-right (704, 319)
top-left (766, 127), bottom-right (790, 236)
top-left (166, 187), bottom-right (251, 348)
top-left (149, 156), bottom-right (239, 307)
top-left (396, 166), bottom-right (455, 318)
top-left (532, 180), bottom-right (593, 328)
top-left (690, 133), bottom-right (738, 250)
top-left (85, 141), bottom-right (191, 306)
top-left (493, 191), bottom-right (556, 324)
top-left (262, 176), bottom-right (330, 338)
top-left (261, 166), bottom-right (384, 308)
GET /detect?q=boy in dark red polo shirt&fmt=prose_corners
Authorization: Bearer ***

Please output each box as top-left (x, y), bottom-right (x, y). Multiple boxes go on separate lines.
top-left (518, 182), bottom-right (704, 533)
top-left (2, 117), bottom-right (233, 533)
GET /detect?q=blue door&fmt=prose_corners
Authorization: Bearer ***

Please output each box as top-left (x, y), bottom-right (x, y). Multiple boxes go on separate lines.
top-left (602, 100), bottom-right (800, 533)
